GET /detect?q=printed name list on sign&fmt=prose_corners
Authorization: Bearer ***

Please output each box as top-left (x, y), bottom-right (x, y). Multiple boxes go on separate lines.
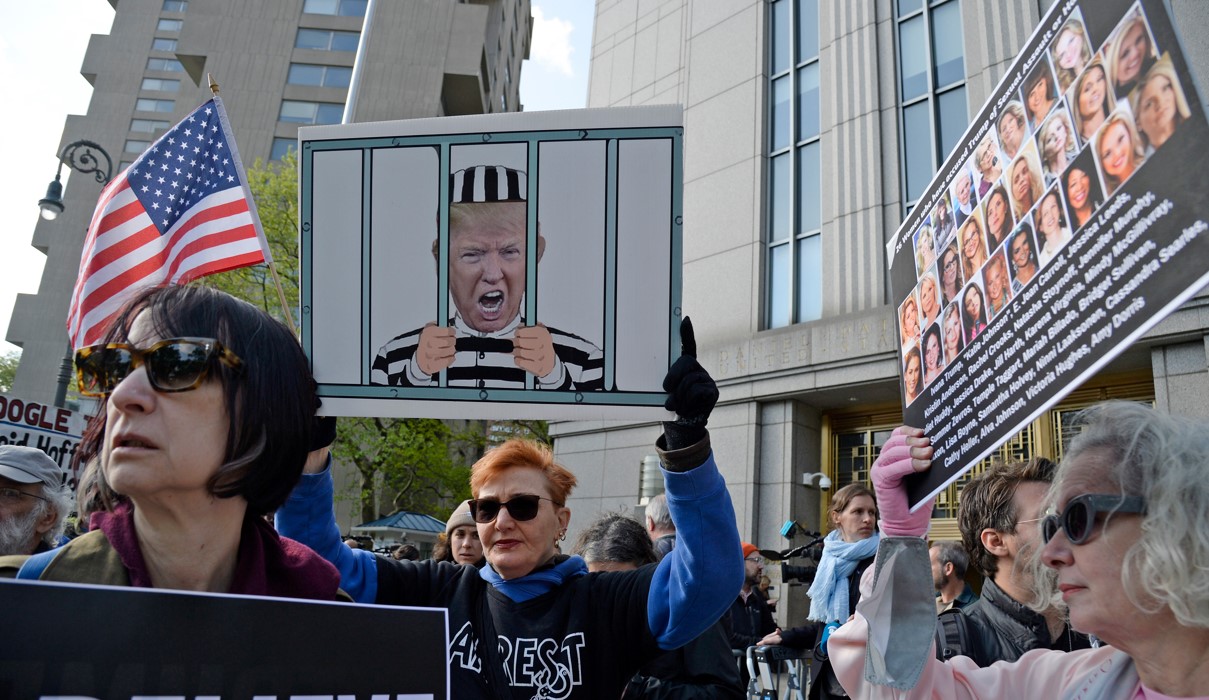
top-left (885, 0), bottom-right (1209, 509)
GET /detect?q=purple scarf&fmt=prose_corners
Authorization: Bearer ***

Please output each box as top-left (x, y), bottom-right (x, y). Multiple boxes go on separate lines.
top-left (94, 502), bottom-right (341, 600)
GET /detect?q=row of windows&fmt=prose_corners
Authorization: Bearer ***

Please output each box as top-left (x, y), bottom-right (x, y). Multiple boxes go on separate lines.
top-left (125, 4), bottom-right (187, 151)
top-left (897, 0), bottom-right (968, 210)
top-left (135, 98), bottom-right (175, 113)
top-left (296, 27), bottom-right (360, 52)
top-left (130, 118), bottom-right (170, 134)
top-left (764, 0), bottom-right (969, 330)
top-left (279, 99), bottom-right (344, 125)
top-left (147, 57), bottom-right (184, 72)
top-left (288, 63), bottom-right (353, 88)
top-left (275, 25), bottom-right (360, 159)
top-left (303, 0), bottom-right (367, 17)
top-left (141, 77), bottom-right (180, 92)
top-left (766, 0), bottom-right (822, 328)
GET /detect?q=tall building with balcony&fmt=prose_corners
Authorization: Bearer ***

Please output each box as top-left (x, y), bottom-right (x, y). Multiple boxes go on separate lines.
top-left (10, 0), bottom-right (531, 405)
top-left (555, 0), bottom-right (1209, 628)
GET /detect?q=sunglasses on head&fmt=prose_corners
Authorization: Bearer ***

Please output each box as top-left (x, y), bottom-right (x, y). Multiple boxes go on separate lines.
top-left (75, 337), bottom-right (243, 397)
top-left (1040, 494), bottom-right (1146, 545)
top-left (468, 494), bottom-right (561, 524)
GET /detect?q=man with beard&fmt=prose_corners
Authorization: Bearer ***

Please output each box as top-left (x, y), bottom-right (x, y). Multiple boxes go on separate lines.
top-left (930, 540), bottom-right (977, 613)
top-left (0, 446), bottom-right (72, 557)
top-left (935, 458), bottom-right (1092, 665)
top-left (371, 165), bottom-right (604, 390)
top-left (728, 543), bottom-right (776, 674)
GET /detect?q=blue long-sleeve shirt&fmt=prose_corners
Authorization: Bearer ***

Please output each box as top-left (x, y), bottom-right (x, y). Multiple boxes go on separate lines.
top-left (276, 435), bottom-right (739, 648)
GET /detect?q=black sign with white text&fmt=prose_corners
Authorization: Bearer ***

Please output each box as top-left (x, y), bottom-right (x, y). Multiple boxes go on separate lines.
top-left (0, 579), bottom-right (448, 699)
top-left (886, 0), bottom-right (1209, 508)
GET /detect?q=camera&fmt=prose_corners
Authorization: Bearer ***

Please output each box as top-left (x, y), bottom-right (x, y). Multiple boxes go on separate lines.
top-left (761, 533), bottom-right (825, 584)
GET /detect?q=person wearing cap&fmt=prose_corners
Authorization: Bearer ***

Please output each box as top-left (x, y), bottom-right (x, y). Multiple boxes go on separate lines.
top-left (0, 445), bottom-right (73, 557)
top-left (431, 499), bottom-right (484, 566)
top-left (729, 542), bottom-right (777, 653)
top-left (370, 164), bottom-right (604, 391)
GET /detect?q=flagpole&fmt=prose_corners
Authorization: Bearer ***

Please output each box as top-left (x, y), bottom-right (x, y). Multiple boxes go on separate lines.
top-left (207, 73), bottom-right (299, 336)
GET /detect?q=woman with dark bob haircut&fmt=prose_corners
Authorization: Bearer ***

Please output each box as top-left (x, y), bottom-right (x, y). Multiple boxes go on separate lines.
top-left (276, 319), bottom-right (743, 698)
top-left (12, 285), bottom-right (341, 599)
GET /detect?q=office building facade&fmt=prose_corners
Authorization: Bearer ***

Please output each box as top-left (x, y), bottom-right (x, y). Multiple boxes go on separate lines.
top-left (10, 0), bottom-right (531, 406)
top-left (555, 0), bottom-right (1209, 625)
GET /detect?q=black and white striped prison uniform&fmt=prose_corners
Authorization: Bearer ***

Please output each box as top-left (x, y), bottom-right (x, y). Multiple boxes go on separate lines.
top-left (371, 314), bottom-right (604, 391)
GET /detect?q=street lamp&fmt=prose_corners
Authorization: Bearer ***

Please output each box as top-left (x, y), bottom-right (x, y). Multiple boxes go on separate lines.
top-left (39, 140), bottom-right (113, 221)
top-left (38, 140), bottom-right (113, 407)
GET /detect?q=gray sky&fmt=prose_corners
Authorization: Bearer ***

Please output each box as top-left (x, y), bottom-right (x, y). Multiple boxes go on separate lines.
top-left (0, 1), bottom-right (594, 356)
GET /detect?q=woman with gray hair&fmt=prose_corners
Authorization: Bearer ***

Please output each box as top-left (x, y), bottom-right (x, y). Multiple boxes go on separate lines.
top-left (825, 401), bottom-right (1209, 698)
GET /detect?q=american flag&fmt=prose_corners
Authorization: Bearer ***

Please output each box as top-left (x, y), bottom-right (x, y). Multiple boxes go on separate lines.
top-left (67, 97), bottom-right (271, 350)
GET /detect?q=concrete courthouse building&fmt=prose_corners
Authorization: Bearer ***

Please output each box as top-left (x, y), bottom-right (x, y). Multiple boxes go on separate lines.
top-left (552, 0), bottom-right (1209, 623)
top-left (10, 0), bottom-right (531, 407)
top-left (11, 0), bottom-right (1209, 621)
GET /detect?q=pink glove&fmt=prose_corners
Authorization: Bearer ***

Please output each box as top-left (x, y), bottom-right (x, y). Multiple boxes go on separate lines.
top-left (871, 426), bottom-right (934, 537)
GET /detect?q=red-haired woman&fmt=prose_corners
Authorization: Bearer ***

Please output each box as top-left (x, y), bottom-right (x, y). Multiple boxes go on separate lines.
top-left (277, 320), bottom-right (742, 699)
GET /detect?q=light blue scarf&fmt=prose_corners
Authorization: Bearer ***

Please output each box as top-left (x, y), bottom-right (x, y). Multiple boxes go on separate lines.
top-left (479, 555), bottom-right (589, 602)
top-left (807, 530), bottom-right (880, 623)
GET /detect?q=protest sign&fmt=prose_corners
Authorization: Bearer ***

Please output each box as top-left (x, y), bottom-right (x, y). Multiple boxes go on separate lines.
top-left (886, 0), bottom-right (1209, 508)
top-left (299, 106), bottom-right (682, 421)
top-left (0, 393), bottom-right (87, 487)
top-left (0, 579), bottom-right (448, 698)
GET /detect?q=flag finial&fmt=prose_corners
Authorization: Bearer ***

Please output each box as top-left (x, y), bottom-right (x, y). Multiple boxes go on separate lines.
top-left (208, 73), bottom-right (219, 95)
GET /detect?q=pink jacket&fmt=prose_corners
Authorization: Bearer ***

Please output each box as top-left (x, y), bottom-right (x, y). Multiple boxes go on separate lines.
top-left (827, 538), bottom-right (1151, 700)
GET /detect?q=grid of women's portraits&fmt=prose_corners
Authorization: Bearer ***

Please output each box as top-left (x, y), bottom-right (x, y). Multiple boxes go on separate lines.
top-left (899, 1), bottom-right (1189, 406)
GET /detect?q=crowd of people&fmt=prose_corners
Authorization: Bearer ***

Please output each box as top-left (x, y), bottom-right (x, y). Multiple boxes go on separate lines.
top-left (2, 11), bottom-right (1206, 687)
top-left (0, 283), bottom-right (1205, 698)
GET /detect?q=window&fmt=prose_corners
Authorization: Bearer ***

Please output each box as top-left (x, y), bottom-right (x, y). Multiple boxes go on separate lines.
top-left (271, 138), bottom-right (296, 161)
top-left (141, 78), bottom-right (180, 92)
top-left (500, 92), bottom-right (508, 112)
top-left (295, 28), bottom-right (360, 52)
top-left (302, 0), bottom-right (367, 17)
top-left (279, 100), bottom-right (344, 125)
top-left (124, 139), bottom-right (152, 153)
top-left (765, 0), bottom-right (821, 328)
top-left (135, 98), bottom-right (175, 113)
top-left (151, 38), bottom-right (177, 51)
top-left (162, 0), bottom-right (188, 11)
top-left (287, 63), bottom-right (353, 88)
top-left (896, 0), bottom-right (967, 210)
top-left (146, 57), bottom-right (184, 72)
top-left (157, 18), bottom-right (183, 32)
top-left (130, 118), bottom-right (170, 133)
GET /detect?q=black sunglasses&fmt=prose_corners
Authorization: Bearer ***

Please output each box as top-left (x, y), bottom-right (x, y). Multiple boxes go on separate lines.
top-left (75, 337), bottom-right (243, 398)
top-left (468, 494), bottom-right (562, 524)
top-left (1040, 494), bottom-right (1146, 545)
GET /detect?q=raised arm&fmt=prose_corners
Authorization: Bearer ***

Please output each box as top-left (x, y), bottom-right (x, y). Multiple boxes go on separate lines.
top-left (826, 427), bottom-right (1122, 698)
top-left (275, 437), bottom-right (380, 604)
top-left (645, 318), bottom-right (743, 649)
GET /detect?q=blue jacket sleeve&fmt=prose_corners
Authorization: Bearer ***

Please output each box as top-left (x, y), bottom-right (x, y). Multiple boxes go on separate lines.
top-left (646, 438), bottom-right (744, 650)
top-left (274, 459), bottom-right (379, 604)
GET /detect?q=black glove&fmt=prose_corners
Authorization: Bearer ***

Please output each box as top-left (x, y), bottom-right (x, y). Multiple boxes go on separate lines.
top-left (662, 317), bottom-right (718, 449)
top-left (307, 389), bottom-right (338, 452)
top-left (309, 416), bottom-right (338, 452)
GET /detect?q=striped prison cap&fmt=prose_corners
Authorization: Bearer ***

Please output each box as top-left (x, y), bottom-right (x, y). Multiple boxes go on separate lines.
top-left (450, 165), bottom-right (527, 203)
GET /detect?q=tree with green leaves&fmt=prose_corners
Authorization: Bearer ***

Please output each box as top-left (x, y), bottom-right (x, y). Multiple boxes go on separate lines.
top-left (0, 351), bottom-right (19, 394)
top-left (204, 153), bottom-right (545, 523)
